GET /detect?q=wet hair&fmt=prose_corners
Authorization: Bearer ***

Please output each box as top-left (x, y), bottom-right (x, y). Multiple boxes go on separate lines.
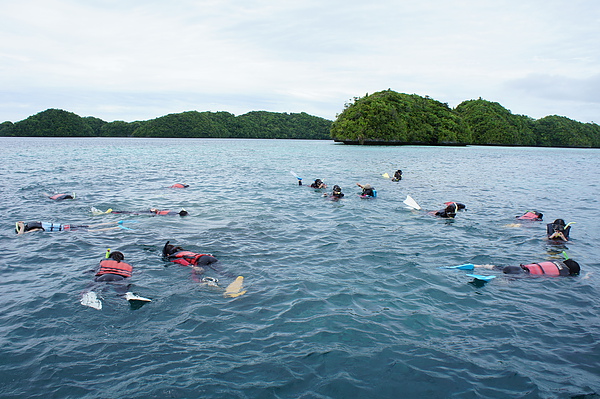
top-left (109, 251), bottom-right (125, 262)
top-left (162, 241), bottom-right (183, 258)
top-left (553, 219), bottom-right (566, 227)
top-left (333, 185), bottom-right (342, 192)
top-left (179, 210), bottom-right (189, 216)
top-left (563, 259), bottom-right (580, 275)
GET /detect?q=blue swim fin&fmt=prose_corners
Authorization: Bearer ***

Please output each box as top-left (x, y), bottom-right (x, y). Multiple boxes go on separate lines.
top-left (440, 263), bottom-right (475, 270)
top-left (466, 274), bottom-right (496, 282)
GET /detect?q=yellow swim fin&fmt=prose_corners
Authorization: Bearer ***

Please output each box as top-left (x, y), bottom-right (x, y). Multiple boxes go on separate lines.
top-left (224, 276), bottom-right (246, 298)
top-left (382, 172), bottom-right (390, 179)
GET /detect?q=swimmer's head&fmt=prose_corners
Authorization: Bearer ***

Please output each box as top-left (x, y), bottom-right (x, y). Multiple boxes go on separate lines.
top-left (553, 219), bottom-right (566, 227)
top-left (108, 251), bottom-right (125, 262)
top-left (563, 259), bottom-right (580, 275)
top-left (333, 185), bottom-right (342, 193)
top-left (364, 184), bottom-right (372, 189)
top-left (179, 209), bottom-right (189, 216)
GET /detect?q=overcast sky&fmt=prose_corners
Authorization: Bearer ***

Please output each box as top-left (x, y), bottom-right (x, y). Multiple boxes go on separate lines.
top-left (1, 0), bottom-right (599, 124)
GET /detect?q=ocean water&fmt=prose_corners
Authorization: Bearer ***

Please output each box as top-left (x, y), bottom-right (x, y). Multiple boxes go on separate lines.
top-left (0, 137), bottom-right (599, 399)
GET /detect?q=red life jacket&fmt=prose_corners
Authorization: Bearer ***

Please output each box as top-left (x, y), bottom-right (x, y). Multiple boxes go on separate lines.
top-left (170, 184), bottom-right (187, 188)
top-left (156, 210), bottom-right (172, 215)
top-left (521, 261), bottom-right (566, 276)
top-left (517, 211), bottom-right (542, 220)
top-left (96, 259), bottom-right (133, 278)
top-left (170, 251), bottom-right (211, 266)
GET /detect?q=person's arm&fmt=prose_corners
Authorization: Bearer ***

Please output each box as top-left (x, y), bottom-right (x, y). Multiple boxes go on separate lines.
top-left (549, 231), bottom-right (568, 241)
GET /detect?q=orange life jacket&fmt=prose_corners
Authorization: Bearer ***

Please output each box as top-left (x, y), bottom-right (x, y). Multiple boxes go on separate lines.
top-left (96, 259), bottom-right (133, 278)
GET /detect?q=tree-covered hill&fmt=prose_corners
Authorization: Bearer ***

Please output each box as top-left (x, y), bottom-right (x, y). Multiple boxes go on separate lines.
top-left (331, 90), bottom-right (600, 148)
top-left (331, 90), bottom-right (471, 145)
top-left (0, 109), bottom-right (333, 140)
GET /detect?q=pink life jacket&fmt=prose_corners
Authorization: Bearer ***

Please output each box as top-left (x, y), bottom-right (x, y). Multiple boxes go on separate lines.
top-left (521, 261), bottom-right (565, 276)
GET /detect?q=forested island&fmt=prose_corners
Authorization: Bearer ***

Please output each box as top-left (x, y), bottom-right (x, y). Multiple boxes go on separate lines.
top-left (331, 90), bottom-right (600, 147)
top-left (0, 109), bottom-right (332, 140)
top-left (1, 89), bottom-right (599, 148)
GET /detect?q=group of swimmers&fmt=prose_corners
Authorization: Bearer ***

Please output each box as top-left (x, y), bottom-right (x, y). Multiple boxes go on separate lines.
top-left (18, 186), bottom-right (242, 309)
top-left (300, 171), bottom-right (581, 279)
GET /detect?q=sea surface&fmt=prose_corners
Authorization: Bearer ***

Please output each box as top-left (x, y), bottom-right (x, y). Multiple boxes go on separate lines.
top-left (0, 137), bottom-right (599, 399)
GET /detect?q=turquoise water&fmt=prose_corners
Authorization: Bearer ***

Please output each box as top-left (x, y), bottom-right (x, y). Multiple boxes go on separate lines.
top-left (1, 138), bottom-right (599, 399)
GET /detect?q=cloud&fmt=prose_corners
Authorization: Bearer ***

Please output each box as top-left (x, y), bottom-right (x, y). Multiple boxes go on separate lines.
top-left (1, 0), bottom-right (599, 123)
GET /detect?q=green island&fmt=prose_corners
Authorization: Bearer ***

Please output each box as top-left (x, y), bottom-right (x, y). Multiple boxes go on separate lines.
top-left (332, 90), bottom-right (600, 147)
top-left (1, 89), bottom-right (599, 148)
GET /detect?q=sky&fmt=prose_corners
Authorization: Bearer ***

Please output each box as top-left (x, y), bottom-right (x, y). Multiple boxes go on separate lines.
top-left (1, 0), bottom-right (599, 124)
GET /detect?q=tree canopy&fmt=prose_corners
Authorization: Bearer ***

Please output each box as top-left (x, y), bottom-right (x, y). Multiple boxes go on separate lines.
top-left (0, 109), bottom-right (332, 140)
top-left (331, 91), bottom-right (600, 148)
top-left (331, 90), bottom-right (471, 145)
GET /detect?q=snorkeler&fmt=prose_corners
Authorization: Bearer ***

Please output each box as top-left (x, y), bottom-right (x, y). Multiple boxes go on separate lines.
top-left (169, 183), bottom-right (189, 188)
top-left (432, 202), bottom-right (466, 218)
top-left (516, 211), bottom-right (543, 221)
top-left (15, 221), bottom-right (131, 234)
top-left (310, 179), bottom-right (327, 189)
top-left (91, 207), bottom-right (188, 216)
top-left (47, 193), bottom-right (75, 200)
top-left (323, 185), bottom-right (344, 200)
top-left (392, 170), bottom-right (403, 181)
top-left (81, 249), bottom-right (151, 310)
top-left (95, 250), bottom-right (133, 282)
top-left (433, 203), bottom-right (458, 218)
top-left (162, 241), bottom-right (221, 286)
top-left (445, 258), bottom-right (580, 277)
top-left (331, 185), bottom-right (344, 198)
top-left (356, 183), bottom-right (376, 198)
top-left (162, 241), bottom-right (218, 268)
top-left (547, 219), bottom-right (573, 241)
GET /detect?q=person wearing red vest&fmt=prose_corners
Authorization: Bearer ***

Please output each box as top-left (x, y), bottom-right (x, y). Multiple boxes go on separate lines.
top-left (466, 259), bottom-right (580, 276)
top-left (162, 241), bottom-right (218, 268)
top-left (95, 250), bottom-right (133, 282)
top-left (516, 211), bottom-right (544, 221)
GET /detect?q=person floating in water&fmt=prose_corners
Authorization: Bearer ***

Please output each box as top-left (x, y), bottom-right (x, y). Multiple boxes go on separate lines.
top-left (431, 202), bottom-right (466, 219)
top-left (95, 250), bottom-right (133, 282)
top-left (162, 241), bottom-right (221, 286)
top-left (447, 258), bottom-right (580, 277)
top-left (517, 211), bottom-right (543, 221)
top-left (47, 192), bottom-right (75, 200)
top-left (15, 220), bottom-right (131, 234)
top-left (547, 219), bottom-right (573, 241)
top-left (81, 249), bottom-right (151, 310)
top-left (331, 185), bottom-right (344, 198)
top-left (356, 183), bottom-right (376, 198)
top-left (392, 170), bottom-right (403, 182)
top-left (323, 185), bottom-right (344, 200)
top-left (310, 179), bottom-right (327, 189)
top-left (169, 183), bottom-right (189, 189)
top-left (91, 207), bottom-right (188, 216)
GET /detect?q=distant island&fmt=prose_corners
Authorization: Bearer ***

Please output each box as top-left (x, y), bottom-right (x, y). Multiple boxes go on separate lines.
top-left (0, 109), bottom-right (332, 140)
top-left (2, 89), bottom-right (599, 148)
top-left (332, 90), bottom-right (600, 148)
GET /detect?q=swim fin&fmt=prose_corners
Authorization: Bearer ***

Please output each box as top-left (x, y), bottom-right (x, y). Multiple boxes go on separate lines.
top-left (81, 291), bottom-right (102, 310)
top-left (440, 263), bottom-right (475, 270)
top-left (224, 276), bottom-right (246, 298)
top-left (125, 292), bottom-right (152, 302)
top-left (466, 274), bottom-right (496, 282)
top-left (403, 195), bottom-right (421, 210)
